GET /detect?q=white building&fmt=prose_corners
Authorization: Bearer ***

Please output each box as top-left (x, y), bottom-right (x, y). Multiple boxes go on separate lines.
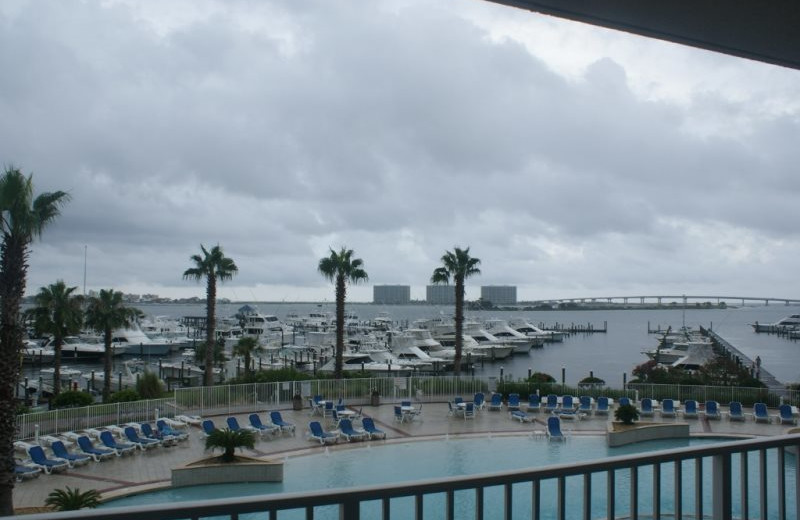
top-left (373, 285), bottom-right (411, 305)
top-left (426, 285), bottom-right (456, 305)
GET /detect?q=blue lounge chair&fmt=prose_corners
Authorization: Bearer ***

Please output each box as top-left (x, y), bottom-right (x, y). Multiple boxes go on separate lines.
top-left (618, 397), bottom-right (631, 408)
top-left (323, 401), bottom-right (334, 419)
top-left (100, 431), bottom-right (136, 456)
top-left (683, 400), bottom-right (698, 419)
top-left (753, 402), bottom-right (770, 423)
top-left (394, 406), bottom-right (407, 423)
top-left (578, 396), bottom-right (592, 414)
top-left (546, 416), bottom-right (566, 441)
top-left (227, 416), bottom-right (257, 434)
top-left (545, 394), bottom-right (559, 413)
top-left (77, 435), bottom-right (115, 461)
top-left (27, 445), bottom-right (68, 474)
top-left (124, 426), bottom-right (160, 450)
top-left (778, 404), bottom-right (797, 425)
top-left (338, 419), bottom-right (367, 441)
top-left (728, 401), bottom-right (745, 421)
top-left (157, 419), bottom-right (189, 441)
top-left (639, 398), bottom-right (654, 417)
top-left (510, 410), bottom-right (531, 423)
top-left (308, 421), bottom-right (338, 445)
top-left (704, 401), bottom-right (721, 420)
top-left (50, 440), bottom-right (91, 468)
top-left (474, 392), bottom-right (485, 410)
top-left (594, 397), bottom-right (610, 416)
top-left (401, 400), bottom-right (411, 407)
top-left (560, 395), bottom-right (575, 413)
top-left (14, 464), bottom-right (41, 482)
top-left (486, 393), bottom-right (502, 411)
top-left (141, 423), bottom-right (176, 446)
top-left (269, 411), bottom-right (296, 434)
top-left (454, 396), bottom-right (464, 405)
top-left (249, 414), bottom-right (280, 437)
top-left (463, 402), bottom-right (476, 420)
top-left (527, 394), bottom-right (541, 413)
top-left (362, 417), bottom-right (386, 439)
top-left (507, 393), bottom-right (521, 411)
top-left (660, 399), bottom-right (677, 418)
top-left (201, 419), bottom-right (217, 437)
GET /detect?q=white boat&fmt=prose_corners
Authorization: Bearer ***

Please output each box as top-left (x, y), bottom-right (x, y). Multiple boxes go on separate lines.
top-left (387, 329), bottom-right (449, 370)
top-left (83, 360), bottom-right (157, 391)
top-left (750, 314), bottom-right (800, 332)
top-left (22, 340), bottom-right (55, 364)
top-left (508, 319), bottom-right (566, 342)
top-left (111, 326), bottom-right (184, 356)
top-left (56, 336), bottom-right (110, 361)
top-left (483, 319), bottom-right (545, 352)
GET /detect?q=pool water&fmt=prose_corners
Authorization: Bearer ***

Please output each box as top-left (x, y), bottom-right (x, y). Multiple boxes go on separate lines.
top-left (102, 435), bottom-right (796, 519)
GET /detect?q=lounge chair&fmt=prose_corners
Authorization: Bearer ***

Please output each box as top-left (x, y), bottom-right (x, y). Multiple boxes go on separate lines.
top-left (323, 401), bottom-right (334, 419)
top-left (77, 435), bottom-right (115, 461)
top-left (338, 419), bottom-right (367, 442)
top-left (544, 394), bottom-right (559, 414)
top-left (618, 397), bottom-right (631, 408)
top-left (510, 410), bottom-right (532, 423)
top-left (361, 417), bottom-right (386, 439)
top-left (173, 415), bottom-right (201, 427)
top-left (660, 399), bottom-right (678, 418)
top-left (753, 402), bottom-right (770, 423)
top-left (474, 392), bottom-right (485, 410)
top-left (27, 445), bottom-right (69, 474)
top-left (249, 414), bottom-right (281, 437)
top-left (507, 393), bottom-right (521, 411)
top-left (157, 419), bottom-right (189, 441)
top-left (727, 401), bottom-right (745, 421)
top-left (124, 426), bottom-right (160, 450)
top-left (141, 423), bottom-right (176, 446)
top-left (50, 440), bottom-right (91, 468)
top-left (639, 398), bottom-right (654, 417)
top-left (463, 402), bottom-right (476, 420)
top-left (394, 406), bottom-right (407, 423)
top-left (682, 400), bottom-right (699, 419)
top-left (546, 416), bottom-right (566, 441)
top-left (594, 397), bottom-right (610, 416)
top-left (578, 396), bottom-right (592, 414)
top-left (454, 396), bottom-right (464, 405)
top-left (777, 404), bottom-right (797, 425)
top-left (14, 463), bottom-right (41, 482)
top-left (308, 421), bottom-right (338, 445)
top-left (487, 393), bottom-right (503, 411)
top-left (527, 394), bottom-right (541, 413)
top-left (704, 401), bottom-right (721, 420)
top-left (560, 395), bottom-right (575, 413)
top-left (99, 431), bottom-right (136, 456)
top-left (227, 417), bottom-right (257, 434)
top-left (270, 411), bottom-right (297, 434)
top-left (201, 419), bottom-right (218, 437)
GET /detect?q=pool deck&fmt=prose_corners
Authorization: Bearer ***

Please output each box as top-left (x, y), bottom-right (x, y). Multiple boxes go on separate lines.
top-left (12, 402), bottom-right (798, 511)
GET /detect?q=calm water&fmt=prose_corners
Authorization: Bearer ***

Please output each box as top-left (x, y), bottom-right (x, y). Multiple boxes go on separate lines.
top-left (131, 302), bottom-right (800, 385)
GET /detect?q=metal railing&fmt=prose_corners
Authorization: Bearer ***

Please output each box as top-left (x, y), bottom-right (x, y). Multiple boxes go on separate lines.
top-left (12, 434), bottom-right (800, 520)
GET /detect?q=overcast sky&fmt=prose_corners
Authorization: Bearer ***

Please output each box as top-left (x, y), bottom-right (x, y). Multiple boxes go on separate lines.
top-left (2, 0), bottom-right (799, 302)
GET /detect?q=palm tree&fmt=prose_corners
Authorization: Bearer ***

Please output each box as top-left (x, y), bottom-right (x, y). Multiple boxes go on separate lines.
top-left (0, 166), bottom-right (69, 515)
top-left (183, 245), bottom-right (238, 387)
top-left (205, 428), bottom-right (255, 462)
top-left (25, 281), bottom-right (84, 395)
top-left (44, 486), bottom-right (101, 511)
top-left (233, 336), bottom-right (263, 379)
top-left (83, 289), bottom-right (142, 402)
top-left (318, 247), bottom-right (368, 379)
top-left (431, 246), bottom-right (481, 375)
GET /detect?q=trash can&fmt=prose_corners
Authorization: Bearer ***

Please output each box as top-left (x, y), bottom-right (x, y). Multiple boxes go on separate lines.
top-left (370, 391), bottom-right (380, 407)
top-left (292, 394), bottom-right (303, 411)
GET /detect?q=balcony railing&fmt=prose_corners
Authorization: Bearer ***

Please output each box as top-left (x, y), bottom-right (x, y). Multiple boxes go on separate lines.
top-left (13, 433), bottom-right (800, 520)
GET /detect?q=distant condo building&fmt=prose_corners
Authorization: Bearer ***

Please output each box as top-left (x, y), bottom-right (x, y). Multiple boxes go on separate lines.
top-left (373, 285), bottom-right (411, 305)
top-left (481, 285), bottom-right (517, 306)
top-left (426, 285), bottom-right (456, 305)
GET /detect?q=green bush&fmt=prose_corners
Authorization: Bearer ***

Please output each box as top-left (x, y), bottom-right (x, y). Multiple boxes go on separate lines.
top-left (205, 428), bottom-right (255, 462)
top-left (50, 391), bottom-right (94, 409)
top-left (45, 487), bottom-right (101, 511)
top-left (108, 389), bottom-right (141, 403)
top-left (614, 404), bottom-right (640, 425)
top-left (136, 370), bottom-right (165, 399)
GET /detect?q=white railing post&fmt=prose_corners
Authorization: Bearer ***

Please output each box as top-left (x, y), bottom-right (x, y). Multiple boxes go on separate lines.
top-left (712, 452), bottom-right (732, 520)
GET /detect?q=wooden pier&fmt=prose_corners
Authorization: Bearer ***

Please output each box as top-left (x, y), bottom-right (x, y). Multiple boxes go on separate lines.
top-left (702, 328), bottom-right (785, 392)
top-left (539, 321), bottom-right (607, 334)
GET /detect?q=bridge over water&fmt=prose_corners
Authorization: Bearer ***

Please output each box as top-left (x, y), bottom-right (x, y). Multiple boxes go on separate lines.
top-left (527, 295), bottom-right (800, 306)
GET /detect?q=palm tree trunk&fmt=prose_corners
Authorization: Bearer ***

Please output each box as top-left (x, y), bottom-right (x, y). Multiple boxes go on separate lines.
top-left (334, 275), bottom-right (346, 379)
top-left (454, 276), bottom-right (465, 375)
top-left (205, 276), bottom-right (217, 387)
top-left (0, 236), bottom-right (29, 515)
top-left (103, 329), bottom-right (113, 402)
top-left (53, 338), bottom-right (62, 395)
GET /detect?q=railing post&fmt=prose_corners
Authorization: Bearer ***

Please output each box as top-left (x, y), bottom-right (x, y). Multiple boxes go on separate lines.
top-left (340, 497), bottom-right (359, 520)
top-left (712, 452), bottom-right (732, 520)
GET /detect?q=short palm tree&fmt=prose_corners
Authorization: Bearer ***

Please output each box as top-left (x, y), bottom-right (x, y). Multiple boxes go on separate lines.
top-left (0, 166), bottom-right (69, 515)
top-left (318, 247), bottom-right (368, 379)
top-left (205, 428), bottom-right (255, 462)
top-left (183, 245), bottom-right (238, 387)
top-left (83, 289), bottom-right (142, 402)
top-left (431, 247), bottom-right (481, 375)
top-left (25, 280), bottom-right (84, 395)
top-left (233, 336), bottom-right (263, 379)
top-left (44, 486), bottom-right (101, 511)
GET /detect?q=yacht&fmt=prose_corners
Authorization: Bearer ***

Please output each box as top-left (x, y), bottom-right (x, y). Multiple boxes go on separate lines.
top-left (750, 314), bottom-right (800, 332)
top-left (56, 336), bottom-right (109, 361)
top-left (508, 319), bottom-right (566, 342)
top-left (111, 326), bottom-right (181, 356)
top-left (483, 319), bottom-right (545, 352)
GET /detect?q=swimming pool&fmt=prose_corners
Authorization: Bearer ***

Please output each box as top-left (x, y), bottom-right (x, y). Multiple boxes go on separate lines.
top-left (101, 435), bottom-right (795, 519)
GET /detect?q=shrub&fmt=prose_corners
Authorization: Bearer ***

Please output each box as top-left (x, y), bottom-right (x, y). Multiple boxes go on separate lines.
top-left (614, 404), bottom-right (640, 425)
top-left (136, 370), bottom-right (165, 399)
top-left (205, 428), bottom-right (256, 462)
top-left (50, 391), bottom-right (94, 409)
top-left (45, 487), bottom-right (101, 510)
top-left (108, 389), bottom-right (141, 403)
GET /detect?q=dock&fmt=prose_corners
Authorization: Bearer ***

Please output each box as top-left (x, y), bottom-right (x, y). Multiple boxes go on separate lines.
top-left (540, 321), bottom-right (607, 334)
top-left (702, 328), bottom-right (785, 392)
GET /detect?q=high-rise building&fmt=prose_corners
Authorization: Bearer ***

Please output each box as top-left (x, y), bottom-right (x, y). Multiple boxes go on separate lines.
top-left (373, 285), bottom-right (411, 304)
top-left (426, 284), bottom-right (455, 305)
top-left (480, 285), bottom-right (517, 306)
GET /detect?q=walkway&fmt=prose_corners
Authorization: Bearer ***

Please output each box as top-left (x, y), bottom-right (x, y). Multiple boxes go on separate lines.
top-left (12, 401), bottom-right (797, 512)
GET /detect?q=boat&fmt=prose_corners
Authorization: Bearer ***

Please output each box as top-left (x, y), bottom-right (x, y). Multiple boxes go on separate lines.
top-left (22, 340), bottom-right (55, 365)
top-left (750, 314), bottom-right (800, 333)
top-left (110, 326), bottom-right (184, 356)
top-left (55, 336), bottom-right (110, 361)
top-left (83, 360), bottom-right (157, 391)
top-left (508, 319), bottom-right (566, 342)
top-left (483, 319), bottom-right (545, 352)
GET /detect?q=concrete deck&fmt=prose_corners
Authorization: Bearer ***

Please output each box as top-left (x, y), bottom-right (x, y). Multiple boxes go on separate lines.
top-left (12, 402), bottom-right (797, 511)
